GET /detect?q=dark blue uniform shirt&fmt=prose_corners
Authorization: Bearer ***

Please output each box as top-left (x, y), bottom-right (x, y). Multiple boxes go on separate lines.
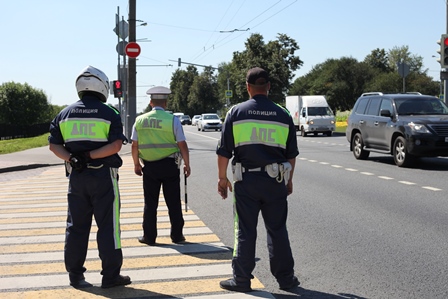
top-left (216, 94), bottom-right (299, 169)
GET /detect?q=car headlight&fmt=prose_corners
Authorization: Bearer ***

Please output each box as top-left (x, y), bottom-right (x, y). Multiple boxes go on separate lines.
top-left (330, 120), bottom-right (335, 124)
top-left (407, 122), bottom-right (431, 134)
top-left (309, 120), bottom-right (314, 125)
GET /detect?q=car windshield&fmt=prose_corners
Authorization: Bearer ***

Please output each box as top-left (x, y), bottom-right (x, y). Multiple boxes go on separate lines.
top-left (308, 107), bottom-right (333, 116)
top-left (395, 98), bottom-right (448, 115)
top-left (203, 114), bottom-right (219, 120)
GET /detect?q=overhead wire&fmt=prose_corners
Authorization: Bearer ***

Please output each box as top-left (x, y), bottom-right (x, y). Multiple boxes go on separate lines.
top-left (194, 0), bottom-right (298, 62)
top-left (191, 0), bottom-right (283, 63)
top-left (189, 0), bottom-right (237, 62)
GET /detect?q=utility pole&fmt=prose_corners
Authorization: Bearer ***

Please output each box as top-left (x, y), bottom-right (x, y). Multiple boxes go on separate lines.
top-left (127, 0), bottom-right (137, 139)
top-left (445, 2), bottom-right (448, 104)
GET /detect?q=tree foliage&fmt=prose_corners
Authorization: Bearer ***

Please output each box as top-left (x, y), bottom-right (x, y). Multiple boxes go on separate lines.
top-left (289, 46), bottom-right (440, 112)
top-left (229, 33), bottom-right (303, 104)
top-left (0, 82), bottom-right (53, 125)
top-left (169, 33), bottom-right (303, 117)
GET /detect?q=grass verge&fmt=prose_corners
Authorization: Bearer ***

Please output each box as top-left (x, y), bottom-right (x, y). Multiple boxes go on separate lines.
top-left (0, 134), bottom-right (49, 155)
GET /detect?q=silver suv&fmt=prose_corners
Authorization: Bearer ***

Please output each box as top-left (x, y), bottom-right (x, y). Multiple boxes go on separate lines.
top-left (346, 92), bottom-right (448, 167)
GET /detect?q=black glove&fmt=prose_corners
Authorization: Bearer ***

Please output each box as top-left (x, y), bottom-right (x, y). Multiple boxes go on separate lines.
top-left (69, 152), bottom-right (89, 172)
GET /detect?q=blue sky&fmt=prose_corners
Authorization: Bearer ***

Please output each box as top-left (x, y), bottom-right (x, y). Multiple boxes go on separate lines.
top-left (1, 0), bottom-right (446, 112)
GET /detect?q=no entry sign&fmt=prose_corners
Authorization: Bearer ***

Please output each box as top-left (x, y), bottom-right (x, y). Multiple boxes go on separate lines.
top-left (125, 42), bottom-right (141, 58)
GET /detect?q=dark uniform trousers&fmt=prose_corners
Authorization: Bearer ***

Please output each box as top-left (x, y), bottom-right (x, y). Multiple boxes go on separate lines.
top-left (142, 157), bottom-right (185, 243)
top-left (65, 167), bottom-right (123, 283)
top-left (232, 171), bottom-right (295, 287)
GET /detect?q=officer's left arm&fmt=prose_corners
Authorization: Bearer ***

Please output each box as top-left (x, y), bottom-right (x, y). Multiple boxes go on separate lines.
top-left (89, 139), bottom-right (122, 160)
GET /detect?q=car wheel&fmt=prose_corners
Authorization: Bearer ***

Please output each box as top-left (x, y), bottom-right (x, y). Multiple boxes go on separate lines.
top-left (393, 136), bottom-right (415, 167)
top-left (197, 126), bottom-right (200, 131)
top-left (301, 127), bottom-right (307, 137)
top-left (201, 127), bottom-right (205, 132)
top-left (352, 133), bottom-right (370, 160)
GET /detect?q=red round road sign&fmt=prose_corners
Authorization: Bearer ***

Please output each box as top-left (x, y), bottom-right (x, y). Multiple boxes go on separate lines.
top-left (125, 42), bottom-right (141, 58)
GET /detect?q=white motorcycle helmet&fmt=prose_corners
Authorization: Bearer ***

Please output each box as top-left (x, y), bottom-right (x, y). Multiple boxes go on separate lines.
top-left (75, 66), bottom-right (109, 102)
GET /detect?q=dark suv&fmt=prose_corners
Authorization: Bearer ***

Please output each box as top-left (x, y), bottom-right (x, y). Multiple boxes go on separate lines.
top-left (346, 92), bottom-right (448, 167)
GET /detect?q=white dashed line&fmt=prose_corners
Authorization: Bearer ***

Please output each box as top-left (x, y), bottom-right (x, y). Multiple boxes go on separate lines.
top-left (422, 186), bottom-right (442, 191)
top-left (300, 155), bottom-right (443, 191)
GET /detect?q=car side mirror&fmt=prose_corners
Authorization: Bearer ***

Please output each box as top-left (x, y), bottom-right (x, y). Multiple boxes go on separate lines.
top-left (380, 109), bottom-right (392, 118)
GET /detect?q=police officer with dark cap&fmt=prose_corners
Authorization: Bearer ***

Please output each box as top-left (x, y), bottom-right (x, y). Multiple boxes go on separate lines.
top-left (131, 86), bottom-right (191, 245)
top-left (48, 65), bottom-right (131, 288)
top-left (216, 67), bottom-right (300, 292)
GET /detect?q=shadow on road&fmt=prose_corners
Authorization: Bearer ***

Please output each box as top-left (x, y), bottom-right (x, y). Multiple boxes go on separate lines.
top-left (76, 284), bottom-right (178, 298)
top-left (272, 287), bottom-right (368, 299)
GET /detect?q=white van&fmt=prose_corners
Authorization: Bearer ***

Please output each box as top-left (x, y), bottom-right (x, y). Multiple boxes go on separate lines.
top-left (285, 95), bottom-right (335, 136)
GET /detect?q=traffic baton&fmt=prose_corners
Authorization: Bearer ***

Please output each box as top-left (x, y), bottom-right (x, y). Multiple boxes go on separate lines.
top-left (184, 173), bottom-right (188, 212)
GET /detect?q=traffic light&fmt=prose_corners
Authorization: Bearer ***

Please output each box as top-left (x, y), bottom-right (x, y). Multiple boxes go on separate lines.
top-left (178, 58), bottom-right (181, 67)
top-left (438, 34), bottom-right (448, 68)
top-left (113, 80), bottom-right (122, 98)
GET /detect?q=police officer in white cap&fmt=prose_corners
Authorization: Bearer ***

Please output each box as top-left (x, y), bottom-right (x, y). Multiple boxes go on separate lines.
top-left (131, 86), bottom-right (191, 245)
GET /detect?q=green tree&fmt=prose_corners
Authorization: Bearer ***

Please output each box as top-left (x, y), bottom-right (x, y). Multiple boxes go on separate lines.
top-left (0, 82), bottom-right (52, 125)
top-left (169, 65), bottom-right (198, 115)
top-left (230, 33), bottom-right (303, 104)
top-left (388, 45), bottom-right (424, 73)
top-left (188, 67), bottom-right (219, 113)
top-left (289, 57), bottom-right (374, 111)
top-left (364, 48), bottom-right (391, 73)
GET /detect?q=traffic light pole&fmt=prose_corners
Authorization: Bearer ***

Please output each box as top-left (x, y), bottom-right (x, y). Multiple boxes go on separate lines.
top-left (127, 0), bottom-right (137, 139)
top-left (445, 3), bottom-right (448, 104)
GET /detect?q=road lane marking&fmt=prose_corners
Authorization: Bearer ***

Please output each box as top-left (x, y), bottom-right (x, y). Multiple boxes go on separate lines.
top-left (422, 186), bottom-right (442, 191)
top-left (299, 157), bottom-right (443, 191)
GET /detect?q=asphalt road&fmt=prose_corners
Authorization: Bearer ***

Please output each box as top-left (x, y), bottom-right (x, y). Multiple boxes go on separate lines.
top-left (183, 125), bottom-right (448, 299)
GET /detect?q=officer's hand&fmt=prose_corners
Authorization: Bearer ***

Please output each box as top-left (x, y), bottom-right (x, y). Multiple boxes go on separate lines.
top-left (286, 180), bottom-right (293, 195)
top-left (183, 165), bottom-right (191, 178)
top-left (218, 178), bottom-right (232, 199)
top-left (134, 164), bottom-right (143, 176)
top-left (69, 152), bottom-right (88, 172)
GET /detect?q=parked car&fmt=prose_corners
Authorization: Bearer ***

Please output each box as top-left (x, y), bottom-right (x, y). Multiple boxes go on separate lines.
top-left (191, 115), bottom-right (201, 126)
top-left (346, 92), bottom-right (448, 167)
top-left (179, 115), bottom-right (192, 125)
top-left (198, 113), bottom-right (222, 131)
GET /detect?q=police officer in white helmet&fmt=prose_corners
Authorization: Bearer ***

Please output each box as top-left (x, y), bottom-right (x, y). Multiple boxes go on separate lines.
top-left (48, 66), bottom-right (131, 288)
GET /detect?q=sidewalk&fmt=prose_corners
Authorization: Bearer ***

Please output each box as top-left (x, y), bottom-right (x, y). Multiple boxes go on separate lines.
top-left (0, 145), bottom-right (276, 298)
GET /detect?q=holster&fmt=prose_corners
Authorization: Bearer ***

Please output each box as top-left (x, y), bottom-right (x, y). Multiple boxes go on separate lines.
top-left (232, 163), bottom-right (242, 182)
top-left (174, 152), bottom-right (182, 169)
top-left (278, 162), bottom-right (292, 185)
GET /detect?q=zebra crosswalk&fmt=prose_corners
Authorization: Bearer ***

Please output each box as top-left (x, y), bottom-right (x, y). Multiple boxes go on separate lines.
top-left (0, 155), bottom-right (272, 298)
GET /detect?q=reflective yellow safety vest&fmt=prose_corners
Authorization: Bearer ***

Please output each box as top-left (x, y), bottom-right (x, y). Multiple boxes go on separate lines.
top-left (135, 110), bottom-right (179, 161)
top-left (232, 119), bottom-right (289, 150)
